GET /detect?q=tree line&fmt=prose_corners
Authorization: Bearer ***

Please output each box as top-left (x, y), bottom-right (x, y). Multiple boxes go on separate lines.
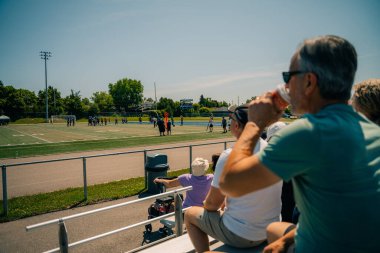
top-left (0, 78), bottom-right (229, 121)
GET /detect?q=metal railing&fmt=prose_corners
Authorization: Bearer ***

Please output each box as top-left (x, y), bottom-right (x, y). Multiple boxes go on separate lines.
top-left (1, 140), bottom-right (234, 216)
top-left (26, 186), bottom-right (192, 253)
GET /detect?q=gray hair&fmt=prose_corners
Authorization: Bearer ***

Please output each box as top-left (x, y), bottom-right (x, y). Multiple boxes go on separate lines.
top-left (295, 35), bottom-right (357, 100)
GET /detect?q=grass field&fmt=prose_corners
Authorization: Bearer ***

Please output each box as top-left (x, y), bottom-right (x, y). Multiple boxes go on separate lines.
top-left (0, 121), bottom-right (232, 159)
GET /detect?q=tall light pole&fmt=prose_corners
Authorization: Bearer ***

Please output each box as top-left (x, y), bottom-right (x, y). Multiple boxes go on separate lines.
top-left (53, 87), bottom-right (56, 115)
top-left (40, 51), bottom-right (52, 123)
top-left (154, 82), bottom-right (157, 111)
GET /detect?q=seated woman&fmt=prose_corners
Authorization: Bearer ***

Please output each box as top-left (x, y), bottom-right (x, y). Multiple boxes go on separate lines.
top-left (185, 105), bottom-right (282, 252)
top-left (153, 157), bottom-right (213, 208)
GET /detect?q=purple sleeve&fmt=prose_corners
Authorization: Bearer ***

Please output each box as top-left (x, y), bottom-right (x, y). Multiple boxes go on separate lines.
top-left (178, 174), bottom-right (190, 186)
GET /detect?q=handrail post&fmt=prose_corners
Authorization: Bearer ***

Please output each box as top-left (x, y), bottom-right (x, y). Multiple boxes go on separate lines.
top-left (189, 145), bottom-right (193, 174)
top-left (174, 193), bottom-right (183, 236)
top-left (2, 165), bottom-right (8, 216)
top-left (224, 141), bottom-right (227, 150)
top-left (59, 220), bottom-right (69, 253)
top-left (143, 150), bottom-right (147, 189)
top-left (82, 157), bottom-right (88, 201)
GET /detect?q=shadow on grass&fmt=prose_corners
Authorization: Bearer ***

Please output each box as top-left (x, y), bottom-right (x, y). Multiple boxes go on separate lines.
top-left (68, 199), bottom-right (87, 209)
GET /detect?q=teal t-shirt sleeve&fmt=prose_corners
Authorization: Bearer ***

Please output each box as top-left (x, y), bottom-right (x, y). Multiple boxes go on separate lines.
top-left (258, 118), bottom-right (320, 181)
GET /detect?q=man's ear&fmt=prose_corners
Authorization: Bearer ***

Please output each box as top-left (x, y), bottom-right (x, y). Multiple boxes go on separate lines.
top-left (233, 120), bottom-right (240, 130)
top-left (305, 72), bottom-right (318, 97)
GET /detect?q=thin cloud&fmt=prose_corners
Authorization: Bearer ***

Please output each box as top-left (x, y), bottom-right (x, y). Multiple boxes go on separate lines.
top-left (163, 70), bottom-right (278, 95)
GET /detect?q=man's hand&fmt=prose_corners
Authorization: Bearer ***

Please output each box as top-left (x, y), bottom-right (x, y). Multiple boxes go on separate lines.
top-left (264, 225), bottom-right (296, 253)
top-left (263, 238), bottom-right (288, 253)
top-left (248, 92), bottom-right (282, 130)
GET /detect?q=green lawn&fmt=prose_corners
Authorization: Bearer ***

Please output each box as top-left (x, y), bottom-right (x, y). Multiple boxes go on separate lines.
top-left (0, 123), bottom-right (232, 159)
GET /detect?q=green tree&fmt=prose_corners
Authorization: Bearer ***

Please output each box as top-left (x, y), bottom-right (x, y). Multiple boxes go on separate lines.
top-left (50, 87), bottom-right (64, 115)
top-left (88, 103), bottom-right (99, 116)
top-left (63, 90), bottom-right (84, 117)
top-left (199, 107), bottom-right (211, 114)
top-left (0, 82), bottom-right (6, 115)
top-left (108, 78), bottom-right (144, 112)
top-left (198, 95), bottom-right (226, 108)
top-left (91, 91), bottom-right (114, 113)
top-left (199, 94), bottom-right (206, 107)
top-left (18, 89), bottom-right (38, 116)
top-left (219, 101), bottom-right (229, 107)
top-left (0, 84), bottom-right (38, 120)
top-left (173, 101), bottom-right (182, 116)
top-left (81, 98), bottom-right (90, 116)
top-left (157, 97), bottom-right (175, 116)
top-left (192, 103), bottom-right (200, 113)
top-left (37, 86), bottom-right (64, 116)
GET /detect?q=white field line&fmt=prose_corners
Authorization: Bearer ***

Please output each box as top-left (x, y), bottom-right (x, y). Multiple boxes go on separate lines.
top-left (1, 129), bottom-right (210, 147)
top-left (6, 127), bottom-right (52, 143)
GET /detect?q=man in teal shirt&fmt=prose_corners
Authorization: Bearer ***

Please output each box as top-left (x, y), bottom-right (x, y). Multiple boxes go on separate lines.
top-left (219, 35), bottom-right (380, 252)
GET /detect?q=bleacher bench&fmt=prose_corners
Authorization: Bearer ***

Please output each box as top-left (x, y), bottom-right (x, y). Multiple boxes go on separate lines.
top-left (137, 233), bottom-right (266, 253)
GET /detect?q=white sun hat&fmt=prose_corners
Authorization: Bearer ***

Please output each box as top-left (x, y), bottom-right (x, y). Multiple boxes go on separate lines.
top-left (191, 157), bottom-right (209, 176)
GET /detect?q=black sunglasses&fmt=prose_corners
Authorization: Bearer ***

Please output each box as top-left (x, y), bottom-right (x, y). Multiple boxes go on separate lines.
top-left (282, 71), bottom-right (306, 83)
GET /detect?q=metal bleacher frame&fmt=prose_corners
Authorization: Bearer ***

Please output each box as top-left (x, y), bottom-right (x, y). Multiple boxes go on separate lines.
top-left (26, 186), bottom-right (192, 253)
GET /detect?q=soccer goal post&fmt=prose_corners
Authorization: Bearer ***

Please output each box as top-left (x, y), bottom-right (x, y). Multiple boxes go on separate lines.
top-left (51, 115), bottom-right (76, 123)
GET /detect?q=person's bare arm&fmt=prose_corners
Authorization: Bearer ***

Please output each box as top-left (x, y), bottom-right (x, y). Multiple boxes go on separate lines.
top-left (153, 178), bottom-right (181, 188)
top-left (219, 95), bottom-right (282, 197)
top-left (203, 186), bottom-right (225, 211)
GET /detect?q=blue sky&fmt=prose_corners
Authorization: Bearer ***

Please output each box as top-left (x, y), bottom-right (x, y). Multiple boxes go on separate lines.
top-left (0, 0), bottom-right (379, 105)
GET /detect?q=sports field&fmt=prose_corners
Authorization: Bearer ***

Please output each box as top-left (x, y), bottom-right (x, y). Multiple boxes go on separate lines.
top-left (0, 122), bottom-right (230, 159)
top-left (0, 122), bottom-right (214, 146)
